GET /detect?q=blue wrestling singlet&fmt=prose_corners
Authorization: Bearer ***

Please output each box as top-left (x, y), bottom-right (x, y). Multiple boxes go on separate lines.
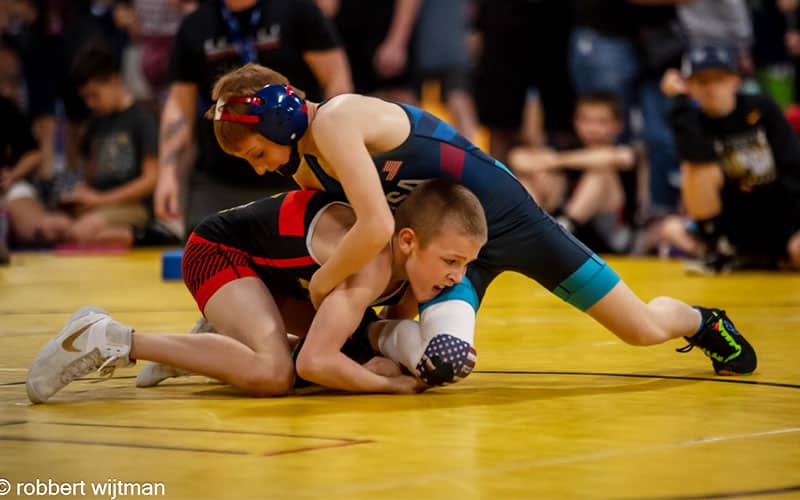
top-left (303, 102), bottom-right (620, 311)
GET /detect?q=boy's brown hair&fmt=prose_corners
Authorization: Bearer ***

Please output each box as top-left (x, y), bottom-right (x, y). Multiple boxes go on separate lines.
top-left (575, 90), bottom-right (622, 120)
top-left (204, 64), bottom-right (306, 153)
top-left (71, 42), bottom-right (121, 88)
top-left (394, 180), bottom-right (487, 248)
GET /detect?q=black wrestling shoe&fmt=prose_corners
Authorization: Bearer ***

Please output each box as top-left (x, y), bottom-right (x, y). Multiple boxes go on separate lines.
top-left (684, 250), bottom-right (736, 275)
top-left (676, 307), bottom-right (757, 376)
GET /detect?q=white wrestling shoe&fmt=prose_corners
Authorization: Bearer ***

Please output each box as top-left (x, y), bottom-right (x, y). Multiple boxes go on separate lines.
top-left (26, 306), bottom-right (134, 404)
top-left (135, 316), bottom-right (215, 388)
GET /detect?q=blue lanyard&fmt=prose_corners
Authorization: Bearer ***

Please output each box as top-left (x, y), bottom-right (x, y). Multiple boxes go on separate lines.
top-left (220, 2), bottom-right (262, 64)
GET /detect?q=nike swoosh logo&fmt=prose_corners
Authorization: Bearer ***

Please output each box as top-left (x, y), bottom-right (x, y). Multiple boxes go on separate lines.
top-left (61, 323), bottom-right (93, 352)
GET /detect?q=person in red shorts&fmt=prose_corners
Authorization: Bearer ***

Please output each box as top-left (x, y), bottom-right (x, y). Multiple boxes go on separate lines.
top-left (26, 180), bottom-right (487, 402)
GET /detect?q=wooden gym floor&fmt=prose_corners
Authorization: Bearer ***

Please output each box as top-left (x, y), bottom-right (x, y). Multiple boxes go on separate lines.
top-left (0, 250), bottom-right (798, 499)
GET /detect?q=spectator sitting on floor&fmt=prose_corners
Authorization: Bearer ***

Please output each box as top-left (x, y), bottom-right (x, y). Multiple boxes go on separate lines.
top-left (509, 91), bottom-right (636, 254)
top-left (0, 51), bottom-right (72, 250)
top-left (663, 44), bottom-right (800, 272)
top-left (61, 43), bottom-right (160, 247)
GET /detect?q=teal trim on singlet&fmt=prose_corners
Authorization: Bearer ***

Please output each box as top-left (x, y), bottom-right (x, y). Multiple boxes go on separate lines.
top-left (419, 276), bottom-right (480, 313)
top-left (494, 159), bottom-right (514, 177)
top-left (552, 254), bottom-right (620, 311)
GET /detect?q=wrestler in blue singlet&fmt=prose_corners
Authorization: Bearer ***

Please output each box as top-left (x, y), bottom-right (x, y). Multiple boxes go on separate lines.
top-left (302, 102), bottom-right (621, 313)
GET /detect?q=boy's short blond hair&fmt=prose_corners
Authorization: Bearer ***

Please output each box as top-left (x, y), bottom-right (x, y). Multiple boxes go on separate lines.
top-left (394, 180), bottom-right (487, 248)
top-left (576, 90), bottom-right (622, 120)
top-left (205, 64), bottom-right (306, 153)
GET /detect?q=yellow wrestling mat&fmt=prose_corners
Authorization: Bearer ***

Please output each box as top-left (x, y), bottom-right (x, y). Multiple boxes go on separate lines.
top-left (1, 250), bottom-right (798, 499)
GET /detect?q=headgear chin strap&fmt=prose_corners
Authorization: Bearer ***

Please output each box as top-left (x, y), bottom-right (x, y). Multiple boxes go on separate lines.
top-left (276, 141), bottom-right (301, 177)
top-left (214, 84), bottom-right (308, 145)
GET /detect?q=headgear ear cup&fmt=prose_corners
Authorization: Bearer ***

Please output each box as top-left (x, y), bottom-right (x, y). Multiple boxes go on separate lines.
top-left (214, 84), bottom-right (309, 145)
top-left (251, 85), bottom-right (308, 145)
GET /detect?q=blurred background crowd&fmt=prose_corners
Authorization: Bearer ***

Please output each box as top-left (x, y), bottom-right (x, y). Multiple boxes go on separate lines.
top-left (1, 0), bottom-right (799, 271)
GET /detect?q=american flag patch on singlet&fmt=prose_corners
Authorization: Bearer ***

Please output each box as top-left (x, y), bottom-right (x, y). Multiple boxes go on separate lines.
top-left (382, 160), bottom-right (403, 181)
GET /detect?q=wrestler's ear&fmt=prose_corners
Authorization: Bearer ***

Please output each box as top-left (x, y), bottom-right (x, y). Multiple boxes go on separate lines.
top-left (396, 227), bottom-right (417, 253)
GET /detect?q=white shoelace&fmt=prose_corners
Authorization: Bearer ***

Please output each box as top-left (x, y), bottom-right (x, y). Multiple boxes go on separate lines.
top-left (60, 351), bottom-right (105, 384)
top-left (59, 348), bottom-right (126, 384)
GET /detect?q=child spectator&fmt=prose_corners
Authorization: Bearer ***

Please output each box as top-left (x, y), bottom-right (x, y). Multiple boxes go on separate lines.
top-left (64, 42), bottom-right (159, 246)
top-left (0, 92), bottom-right (43, 258)
top-left (509, 91), bottom-right (636, 253)
top-left (0, 89), bottom-right (71, 251)
top-left (663, 44), bottom-right (800, 272)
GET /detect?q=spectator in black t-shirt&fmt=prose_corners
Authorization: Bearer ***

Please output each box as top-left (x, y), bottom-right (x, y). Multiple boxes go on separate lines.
top-left (153, 0), bottom-right (352, 233)
top-left (60, 43), bottom-right (160, 247)
top-left (663, 44), bottom-right (800, 271)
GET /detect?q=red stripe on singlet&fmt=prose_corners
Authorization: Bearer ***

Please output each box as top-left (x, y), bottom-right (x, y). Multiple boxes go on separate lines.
top-left (188, 233), bottom-right (316, 269)
top-left (279, 190), bottom-right (317, 237)
top-left (440, 142), bottom-right (465, 179)
top-left (195, 266), bottom-right (258, 312)
top-left (183, 233), bottom-right (258, 311)
top-left (250, 254), bottom-right (316, 268)
top-left (188, 232), bottom-right (242, 252)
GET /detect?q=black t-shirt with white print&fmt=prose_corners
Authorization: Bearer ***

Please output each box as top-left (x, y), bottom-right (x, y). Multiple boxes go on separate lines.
top-left (81, 101), bottom-right (158, 191)
top-left (670, 93), bottom-right (800, 240)
top-left (170, 0), bottom-right (341, 185)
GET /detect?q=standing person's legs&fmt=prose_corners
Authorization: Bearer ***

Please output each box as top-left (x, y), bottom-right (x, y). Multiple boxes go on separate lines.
top-left (473, 41), bottom-right (526, 164)
top-left (440, 69), bottom-right (479, 142)
top-left (473, 19), bottom-right (529, 164)
top-left (569, 28), bottom-right (639, 140)
top-left (640, 80), bottom-right (681, 217)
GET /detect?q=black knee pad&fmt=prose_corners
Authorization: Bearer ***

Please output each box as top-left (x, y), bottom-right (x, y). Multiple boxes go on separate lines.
top-left (340, 308), bottom-right (381, 364)
top-left (416, 334), bottom-right (477, 386)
